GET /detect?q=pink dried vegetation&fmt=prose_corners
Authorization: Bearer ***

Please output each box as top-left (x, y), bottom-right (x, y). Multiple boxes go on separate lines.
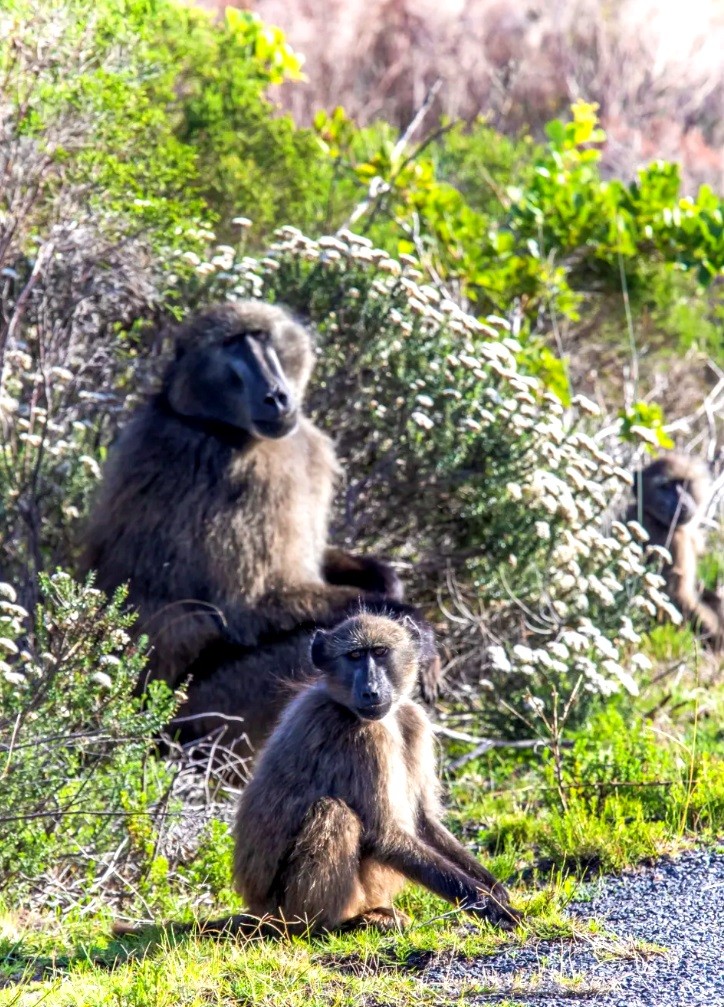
top-left (201, 0), bottom-right (724, 191)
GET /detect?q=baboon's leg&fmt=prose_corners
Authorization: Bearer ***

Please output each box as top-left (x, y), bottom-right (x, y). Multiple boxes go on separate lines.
top-left (418, 815), bottom-right (517, 918)
top-left (348, 860), bottom-right (410, 931)
top-left (127, 809), bottom-right (404, 942)
top-left (276, 797), bottom-right (366, 932)
top-left (358, 859), bottom-right (406, 906)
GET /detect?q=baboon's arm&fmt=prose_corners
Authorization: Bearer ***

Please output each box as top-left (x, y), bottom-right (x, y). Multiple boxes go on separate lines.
top-left (667, 570), bottom-right (724, 647)
top-left (141, 585), bottom-right (349, 684)
top-left (139, 599), bottom-right (231, 688)
top-left (160, 584), bottom-right (369, 665)
top-left (696, 589), bottom-right (724, 648)
top-left (373, 827), bottom-right (518, 925)
top-left (221, 586), bottom-right (423, 647)
top-left (322, 548), bottom-right (405, 601)
top-left (418, 814), bottom-right (509, 897)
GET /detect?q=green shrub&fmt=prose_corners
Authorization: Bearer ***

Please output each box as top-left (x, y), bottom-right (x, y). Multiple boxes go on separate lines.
top-left (151, 5), bottom-right (335, 242)
top-left (184, 228), bottom-right (681, 738)
top-left (316, 101), bottom-right (724, 367)
top-left (0, 0), bottom-right (334, 249)
top-left (452, 705), bottom-right (724, 874)
top-left (431, 119), bottom-right (539, 219)
top-left (176, 820), bottom-right (239, 914)
top-left (0, 573), bottom-right (177, 906)
top-left (0, 0), bottom-right (206, 250)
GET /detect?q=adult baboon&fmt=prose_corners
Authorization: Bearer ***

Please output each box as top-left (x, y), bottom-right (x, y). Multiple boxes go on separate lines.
top-left (171, 613), bottom-right (518, 938)
top-left (81, 301), bottom-right (440, 759)
top-left (627, 452), bottom-right (723, 646)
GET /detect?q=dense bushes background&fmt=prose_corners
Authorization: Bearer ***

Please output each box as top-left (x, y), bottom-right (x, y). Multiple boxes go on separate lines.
top-left (247, 0), bottom-right (724, 193)
top-left (0, 0), bottom-right (722, 918)
top-left (0, 576), bottom-right (176, 905)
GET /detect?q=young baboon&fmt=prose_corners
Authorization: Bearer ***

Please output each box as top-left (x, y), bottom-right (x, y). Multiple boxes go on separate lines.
top-left (627, 452), bottom-right (723, 647)
top-left (185, 613), bottom-right (519, 938)
top-left (81, 302), bottom-right (440, 760)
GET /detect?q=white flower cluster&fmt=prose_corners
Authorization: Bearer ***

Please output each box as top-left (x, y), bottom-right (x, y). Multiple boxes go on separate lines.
top-left (0, 341), bottom-right (105, 530)
top-left (483, 433), bottom-right (673, 699)
top-left (0, 583), bottom-right (29, 686)
top-left (0, 572), bottom-right (135, 700)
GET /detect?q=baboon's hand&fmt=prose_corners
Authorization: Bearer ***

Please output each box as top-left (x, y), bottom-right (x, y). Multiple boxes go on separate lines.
top-left (465, 888), bottom-right (522, 929)
top-left (323, 548), bottom-right (405, 601)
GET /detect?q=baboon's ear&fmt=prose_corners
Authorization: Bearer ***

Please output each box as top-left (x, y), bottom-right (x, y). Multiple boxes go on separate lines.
top-left (310, 629), bottom-right (329, 669)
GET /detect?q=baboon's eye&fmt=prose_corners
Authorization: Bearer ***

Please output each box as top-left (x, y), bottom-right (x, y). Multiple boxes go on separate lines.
top-left (222, 337), bottom-right (245, 354)
top-left (348, 649), bottom-right (362, 661)
top-left (372, 646), bottom-right (388, 658)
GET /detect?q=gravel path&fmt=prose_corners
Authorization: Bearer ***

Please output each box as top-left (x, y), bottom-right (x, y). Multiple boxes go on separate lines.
top-left (423, 849), bottom-right (724, 1006)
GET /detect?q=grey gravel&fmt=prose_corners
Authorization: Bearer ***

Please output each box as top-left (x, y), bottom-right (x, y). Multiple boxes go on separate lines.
top-left (421, 849), bottom-right (724, 1006)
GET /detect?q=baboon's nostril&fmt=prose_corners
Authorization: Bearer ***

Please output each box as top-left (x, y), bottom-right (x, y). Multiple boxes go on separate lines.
top-left (265, 388), bottom-right (289, 411)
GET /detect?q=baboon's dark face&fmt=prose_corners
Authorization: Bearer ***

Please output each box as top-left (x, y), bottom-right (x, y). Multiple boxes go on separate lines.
top-left (330, 645), bottom-right (396, 720)
top-left (312, 615), bottom-right (419, 721)
top-left (638, 458), bottom-right (709, 530)
top-left (644, 476), bottom-right (697, 527)
top-left (169, 332), bottom-right (298, 440)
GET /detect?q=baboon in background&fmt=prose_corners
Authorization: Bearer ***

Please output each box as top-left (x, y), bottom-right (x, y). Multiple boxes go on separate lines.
top-left (81, 301), bottom-right (440, 760)
top-left (627, 452), bottom-right (723, 647)
top-left (170, 614), bottom-right (518, 938)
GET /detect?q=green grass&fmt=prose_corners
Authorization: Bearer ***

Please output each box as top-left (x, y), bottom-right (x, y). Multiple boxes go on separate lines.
top-left (446, 687), bottom-right (724, 880)
top-left (0, 878), bottom-right (672, 1007)
top-left (1, 660), bottom-right (722, 1007)
top-left (0, 888), bottom-right (641, 1007)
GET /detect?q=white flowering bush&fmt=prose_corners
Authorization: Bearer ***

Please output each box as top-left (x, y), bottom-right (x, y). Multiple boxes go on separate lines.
top-left (1, 219), bottom-right (681, 745)
top-left (0, 573), bottom-right (177, 905)
top-left (0, 345), bottom-right (107, 604)
top-left (164, 226), bottom-right (676, 737)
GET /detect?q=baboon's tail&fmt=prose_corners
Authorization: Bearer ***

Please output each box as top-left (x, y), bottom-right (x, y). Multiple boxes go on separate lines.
top-left (111, 913), bottom-right (287, 941)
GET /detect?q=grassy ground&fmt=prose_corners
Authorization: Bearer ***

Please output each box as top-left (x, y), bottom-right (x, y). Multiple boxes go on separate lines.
top-left (1, 635), bottom-right (722, 1007)
top-left (0, 887), bottom-right (657, 1007)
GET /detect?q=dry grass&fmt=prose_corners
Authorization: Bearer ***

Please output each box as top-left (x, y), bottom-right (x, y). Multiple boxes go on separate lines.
top-left (198, 0), bottom-right (724, 192)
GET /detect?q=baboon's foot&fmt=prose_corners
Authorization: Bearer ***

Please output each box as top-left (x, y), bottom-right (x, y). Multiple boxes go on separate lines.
top-left (339, 907), bottom-right (411, 933)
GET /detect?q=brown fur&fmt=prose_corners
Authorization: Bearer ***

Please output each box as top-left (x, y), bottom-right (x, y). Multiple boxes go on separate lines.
top-left (81, 302), bottom-right (440, 762)
top-left (627, 453), bottom-right (723, 647)
top-left (112, 616), bottom-right (516, 942)
top-left (204, 614), bottom-right (519, 937)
